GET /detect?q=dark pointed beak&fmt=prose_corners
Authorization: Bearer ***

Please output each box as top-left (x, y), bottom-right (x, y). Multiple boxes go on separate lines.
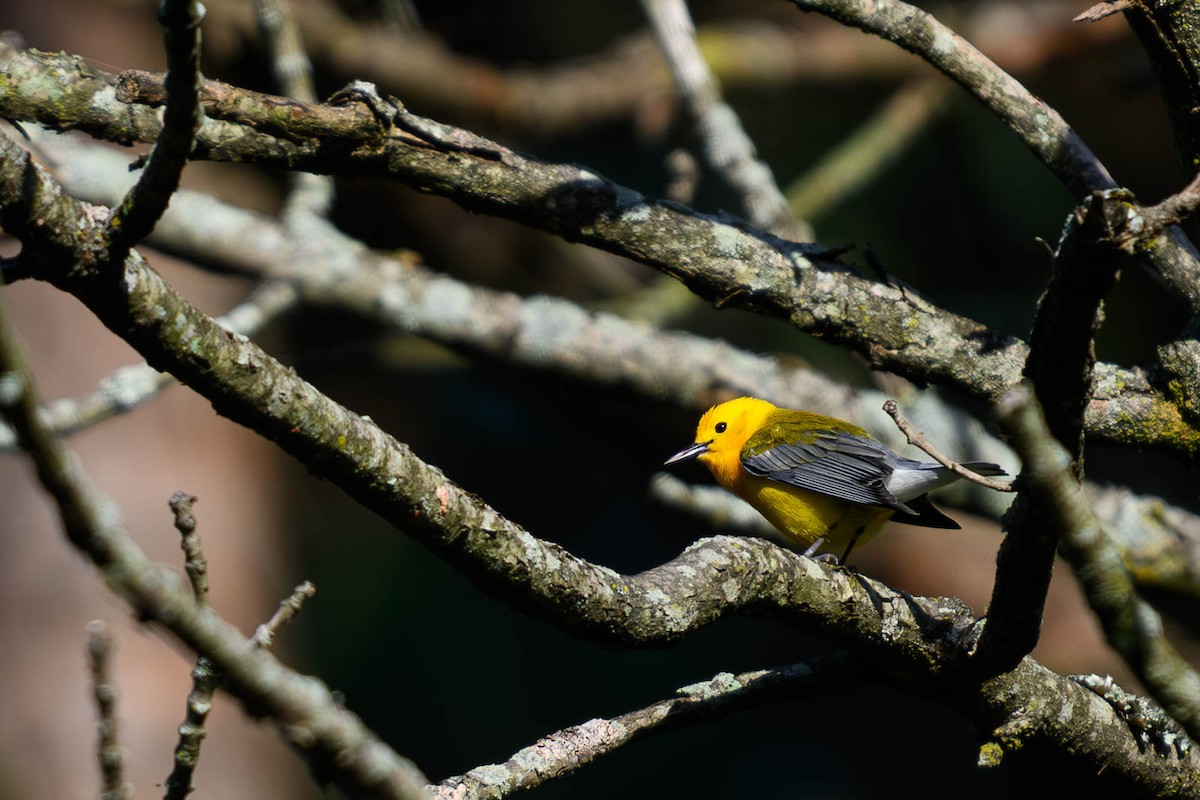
top-left (664, 440), bottom-right (712, 466)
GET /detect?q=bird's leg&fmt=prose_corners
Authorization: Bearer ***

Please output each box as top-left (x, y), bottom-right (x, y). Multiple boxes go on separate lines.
top-left (804, 538), bottom-right (842, 565)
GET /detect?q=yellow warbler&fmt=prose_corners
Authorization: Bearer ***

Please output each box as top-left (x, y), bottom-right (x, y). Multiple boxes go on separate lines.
top-left (665, 397), bottom-right (1004, 563)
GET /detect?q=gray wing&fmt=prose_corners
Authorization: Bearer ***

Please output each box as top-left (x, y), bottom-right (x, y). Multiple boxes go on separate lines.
top-left (741, 428), bottom-right (913, 513)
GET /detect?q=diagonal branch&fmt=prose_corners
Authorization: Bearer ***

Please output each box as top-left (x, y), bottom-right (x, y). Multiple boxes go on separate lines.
top-left (1, 125), bottom-right (1199, 792)
top-left (0, 297), bottom-right (432, 800)
top-left (3, 54), bottom-right (1200, 461)
top-left (977, 188), bottom-right (1129, 671)
top-left (643, 0), bottom-right (809, 240)
top-left (16, 127), bottom-right (1200, 607)
top-left (435, 653), bottom-right (864, 798)
top-left (785, 0), bottom-right (1200, 313)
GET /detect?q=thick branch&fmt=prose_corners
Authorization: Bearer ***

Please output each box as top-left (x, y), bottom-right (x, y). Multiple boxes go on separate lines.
top-left (20, 128), bottom-right (1200, 605)
top-left (1, 124), bottom-right (1198, 794)
top-left (3, 53), bottom-right (1200, 460)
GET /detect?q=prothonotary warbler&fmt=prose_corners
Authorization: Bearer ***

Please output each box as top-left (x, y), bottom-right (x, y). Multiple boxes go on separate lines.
top-left (665, 397), bottom-right (1005, 563)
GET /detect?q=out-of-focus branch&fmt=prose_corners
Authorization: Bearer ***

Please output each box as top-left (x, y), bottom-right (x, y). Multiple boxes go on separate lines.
top-left (252, 581), bottom-right (316, 650)
top-left (87, 621), bottom-right (133, 800)
top-left (4, 56), bottom-right (1199, 462)
top-left (642, 0), bottom-right (809, 240)
top-left (181, 0), bottom-right (1124, 137)
top-left (0, 281), bottom-right (298, 451)
top-left (435, 653), bottom-right (864, 799)
top-left (254, 0), bottom-right (334, 217)
top-left (787, 0), bottom-right (1200, 315)
top-left (786, 73), bottom-right (952, 221)
top-left (163, 489), bottom-right (315, 800)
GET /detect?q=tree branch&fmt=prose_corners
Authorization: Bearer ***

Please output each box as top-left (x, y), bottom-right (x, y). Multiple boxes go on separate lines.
top-left (997, 384), bottom-right (1200, 743)
top-left (0, 296), bottom-right (432, 800)
top-left (643, 0), bottom-right (808, 240)
top-left (3, 52), bottom-right (1200, 461)
top-left (786, 0), bottom-right (1200, 313)
top-left (435, 653), bottom-right (865, 799)
top-left (17, 126), bottom-right (1200, 607)
top-left (978, 188), bottom-right (1129, 670)
top-left (1, 128), bottom-right (1198, 792)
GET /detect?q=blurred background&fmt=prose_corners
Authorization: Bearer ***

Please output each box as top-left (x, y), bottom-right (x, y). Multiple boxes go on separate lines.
top-left (1, 0), bottom-right (1195, 797)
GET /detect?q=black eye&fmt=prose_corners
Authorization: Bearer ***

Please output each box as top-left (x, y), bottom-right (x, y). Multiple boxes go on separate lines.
top-left (715, 421), bottom-right (727, 433)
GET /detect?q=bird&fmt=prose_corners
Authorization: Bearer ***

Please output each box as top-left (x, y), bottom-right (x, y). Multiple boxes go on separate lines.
top-left (665, 397), bottom-right (1005, 564)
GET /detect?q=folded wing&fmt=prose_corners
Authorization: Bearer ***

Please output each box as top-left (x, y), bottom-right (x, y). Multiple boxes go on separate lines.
top-left (741, 423), bottom-right (914, 514)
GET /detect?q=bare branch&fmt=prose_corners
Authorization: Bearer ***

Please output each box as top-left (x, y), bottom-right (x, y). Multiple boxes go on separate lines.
top-left (253, 0), bottom-right (334, 218)
top-left (997, 384), bottom-right (1200, 743)
top-left (1, 134), bottom-right (1199, 789)
top-left (19, 127), bottom-right (1200, 606)
top-left (5, 57), bottom-right (1200, 459)
top-left (0, 281), bottom-right (298, 451)
top-left (977, 188), bottom-right (1127, 672)
top-left (169, 491), bottom-right (207, 604)
top-left (786, 0), bottom-right (1200, 313)
top-left (252, 581), bottom-right (316, 650)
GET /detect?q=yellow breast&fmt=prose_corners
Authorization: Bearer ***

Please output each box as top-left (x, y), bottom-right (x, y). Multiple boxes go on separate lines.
top-left (738, 474), bottom-right (893, 554)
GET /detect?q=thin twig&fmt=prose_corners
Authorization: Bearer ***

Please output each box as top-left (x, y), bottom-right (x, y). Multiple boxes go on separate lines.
top-left (166, 575), bottom-right (317, 800)
top-left (88, 621), bottom-right (133, 800)
top-left (252, 581), bottom-right (317, 650)
top-left (169, 491), bottom-right (207, 604)
top-left (164, 657), bottom-right (219, 800)
top-left (882, 399), bottom-right (1013, 492)
top-left (254, 0), bottom-right (334, 217)
top-left (0, 298), bottom-right (431, 799)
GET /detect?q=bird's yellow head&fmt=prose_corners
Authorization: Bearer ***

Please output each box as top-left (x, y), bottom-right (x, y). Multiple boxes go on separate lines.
top-left (665, 397), bottom-right (779, 487)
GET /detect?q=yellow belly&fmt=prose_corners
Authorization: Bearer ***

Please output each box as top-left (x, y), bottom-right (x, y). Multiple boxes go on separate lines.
top-left (739, 475), bottom-right (893, 556)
